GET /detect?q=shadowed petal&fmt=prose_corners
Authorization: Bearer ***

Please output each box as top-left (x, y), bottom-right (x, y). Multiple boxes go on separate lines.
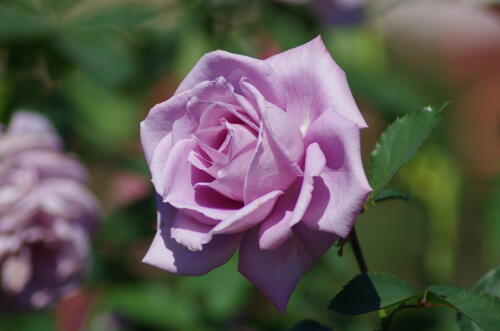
top-left (303, 110), bottom-right (371, 238)
top-left (239, 224), bottom-right (337, 313)
top-left (143, 202), bottom-right (241, 276)
top-left (170, 211), bottom-right (213, 251)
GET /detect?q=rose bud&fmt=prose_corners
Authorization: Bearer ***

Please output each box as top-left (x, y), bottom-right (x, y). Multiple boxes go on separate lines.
top-left (140, 37), bottom-right (371, 313)
top-left (0, 111), bottom-right (99, 311)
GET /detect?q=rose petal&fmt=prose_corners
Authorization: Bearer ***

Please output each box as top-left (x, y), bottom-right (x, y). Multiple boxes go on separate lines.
top-left (15, 150), bottom-right (88, 182)
top-left (142, 202), bottom-right (241, 275)
top-left (170, 211), bottom-right (213, 251)
top-left (38, 179), bottom-right (100, 230)
top-left (150, 133), bottom-right (174, 196)
top-left (258, 143), bottom-right (326, 250)
top-left (175, 51), bottom-right (281, 107)
top-left (7, 112), bottom-right (60, 138)
top-left (244, 106), bottom-right (303, 204)
top-left (257, 180), bottom-right (300, 250)
top-left (162, 139), bottom-right (243, 223)
top-left (211, 190), bottom-right (283, 234)
top-left (302, 110), bottom-right (371, 238)
top-left (142, 78), bottom-right (231, 165)
top-left (292, 142), bottom-right (326, 222)
top-left (1, 248), bottom-right (32, 294)
top-left (265, 36), bottom-right (367, 131)
top-left (194, 142), bottom-right (255, 201)
top-left (238, 223), bottom-right (337, 313)
top-left (241, 80), bottom-right (304, 171)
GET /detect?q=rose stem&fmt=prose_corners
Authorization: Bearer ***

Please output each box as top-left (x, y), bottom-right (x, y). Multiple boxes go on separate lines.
top-left (350, 224), bottom-right (390, 324)
top-left (349, 225), bottom-right (368, 274)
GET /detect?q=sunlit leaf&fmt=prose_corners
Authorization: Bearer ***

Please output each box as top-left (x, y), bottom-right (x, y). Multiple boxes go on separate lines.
top-left (369, 104), bottom-right (447, 197)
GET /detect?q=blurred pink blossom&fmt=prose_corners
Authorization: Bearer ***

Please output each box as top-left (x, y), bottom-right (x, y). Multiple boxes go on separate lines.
top-left (0, 111), bottom-right (99, 311)
top-left (276, 0), bottom-right (366, 25)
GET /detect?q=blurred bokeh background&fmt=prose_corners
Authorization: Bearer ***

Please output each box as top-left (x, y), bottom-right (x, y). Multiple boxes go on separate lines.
top-left (0, 0), bottom-right (498, 330)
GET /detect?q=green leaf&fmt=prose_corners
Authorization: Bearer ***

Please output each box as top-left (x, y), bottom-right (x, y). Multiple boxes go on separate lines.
top-left (426, 285), bottom-right (463, 298)
top-left (372, 188), bottom-right (410, 204)
top-left (473, 266), bottom-right (500, 297)
top-left (427, 288), bottom-right (500, 331)
top-left (329, 273), bottom-right (416, 315)
top-left (458, 267), bottom-right (500, 331)
top-left (289, 319), bottom-right (332, 331)
top-left (369, 104), bottom-right (447, 197)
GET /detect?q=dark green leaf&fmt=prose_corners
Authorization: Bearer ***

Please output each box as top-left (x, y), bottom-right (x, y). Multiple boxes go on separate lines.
top-left (369, 104), bottom-right (447, 197)
top-left (289, 319), bottom-right (332, 331)
top-left (458, 267), bottom-right (500, 331)
top-left (372, 188), bottom-right (410, 204)
top-left (427, 288), bottom-right (500, 331)
top-left (329, 273), bottom-right (416, 315)
top-left (459, 314), bottom-right (482, 331)
top-left (426, 285), bottom-right (463, 298)
top-left (473, 266), bottom-right (500, 297)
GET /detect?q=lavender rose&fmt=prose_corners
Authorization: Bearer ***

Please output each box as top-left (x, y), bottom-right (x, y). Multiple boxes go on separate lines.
top-left (0, 112), bottom-right (99, 311)
top-left (141, 37), bottom-right (371, 312)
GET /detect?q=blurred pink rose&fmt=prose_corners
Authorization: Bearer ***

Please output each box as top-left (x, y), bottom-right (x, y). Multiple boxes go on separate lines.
top-left (276, 0), bottom-right (365, 25)
top-left (0, 112), bottom-right (99, 311)
top-left (141, 37), bottom-right (371, 312)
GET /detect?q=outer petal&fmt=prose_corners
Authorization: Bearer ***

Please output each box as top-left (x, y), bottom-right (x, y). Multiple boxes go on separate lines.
top-left (302, 110), bottom-right (372, 238)
top-left (0, 112), bottom-right (61, 156)
top-left (143, 202), bottom-right (241, 276)
top-left (149, 133), bottom-right (174, 196)
top-left (141, 78), bottom-right (231, 165)
top-left (238, 223), bottom-right (337, 313)
top-left (140, 90), bottom-right (191, 165)
top-left (175, 51), bottom-right (282, 108)
top-left (8, 111), bottom-right (60, 138)
top-left (265, 36), bottom-right (367, 130)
